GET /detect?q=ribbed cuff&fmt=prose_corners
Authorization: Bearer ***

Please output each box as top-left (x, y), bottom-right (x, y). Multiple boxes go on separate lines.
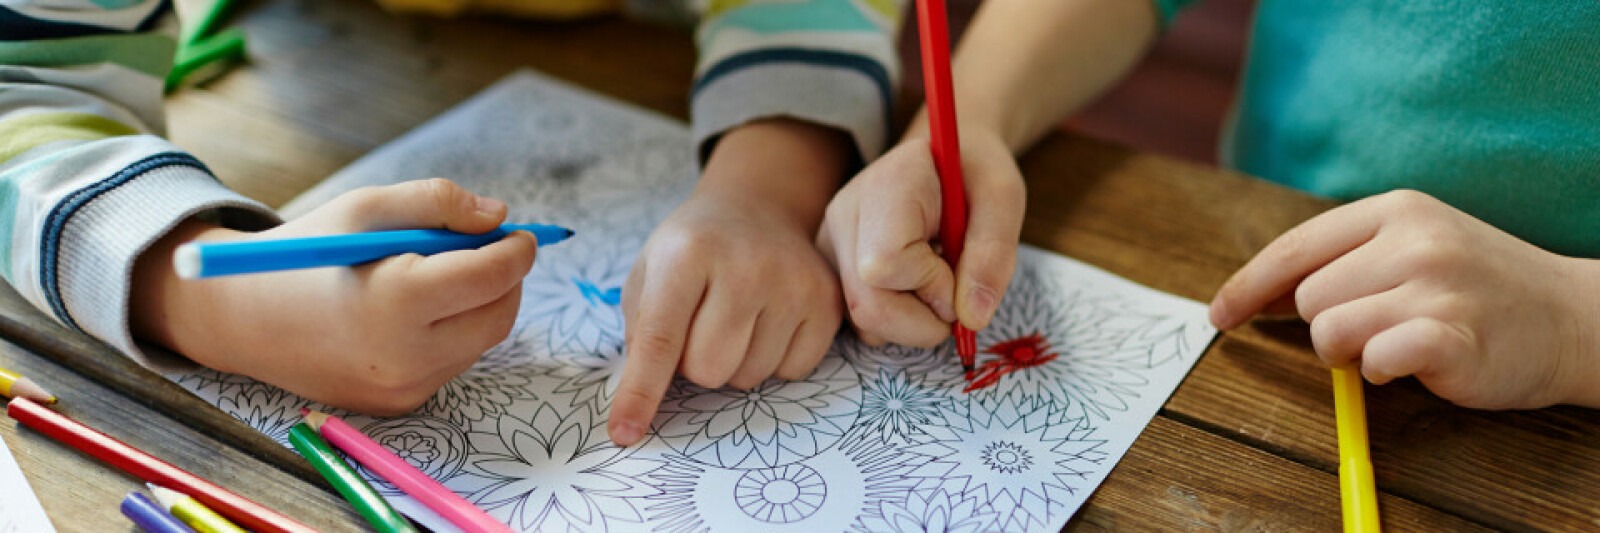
top-left (692, 50), bottom-right (892, 167)
top-left (47, 154), bottom-right (278, 371)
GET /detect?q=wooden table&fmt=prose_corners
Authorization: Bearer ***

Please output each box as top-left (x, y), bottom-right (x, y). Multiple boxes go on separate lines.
top-left (2, 0), bottom-right (1597, 530)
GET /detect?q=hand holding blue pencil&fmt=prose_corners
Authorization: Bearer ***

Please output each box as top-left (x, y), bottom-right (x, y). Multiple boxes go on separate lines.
top-left (175, 223), bottom-right (573, 279)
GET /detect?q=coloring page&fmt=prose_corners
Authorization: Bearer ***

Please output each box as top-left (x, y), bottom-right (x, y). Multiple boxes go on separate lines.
top-left (165, 71), bottom-right (1219, 532)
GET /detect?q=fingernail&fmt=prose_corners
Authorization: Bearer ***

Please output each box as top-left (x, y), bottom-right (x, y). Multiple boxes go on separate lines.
top-left (930, 298), bottom-right (957, 323)
top-left (474, 195), bottom-right (505, 216)
top-left (965, 284), bottom-right (1000, 324)
top-left (1208, 301), bottom-right (1234, 329)
top-left (611, 421), bottom-right (644, 446)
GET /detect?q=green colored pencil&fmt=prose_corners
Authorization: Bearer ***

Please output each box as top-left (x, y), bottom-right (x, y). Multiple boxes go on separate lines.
top-left (288, 423), bottom-right (418, 533)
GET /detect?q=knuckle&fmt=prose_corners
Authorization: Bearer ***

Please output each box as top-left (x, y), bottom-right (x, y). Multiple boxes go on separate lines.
top-left (421, 178), bottom-right (465, 220)
top-left (681, 361), bottom-right (730, 390)
top-left (965, 239), bottom-right (1017, 283)
top-left (1272, 225), bottom-right (1312, 267)
top-left (726, 374), bottom-right (761, 391)
top-left (1398, 238), bottom-right (1462, 274)
top-left (776, 355), bottom-right (822, 380)
top-left (846, 298), bottom-right (887, 334)
top-left (1307, 313), bottom-right (1348, 354)
top-left (856, 252), bottom-right (899, 287)
top-left (655, 229), bottom-right (718, 264)
top-left (628, 328), bottom-right (682, 364)
top-left (1376, 189), bottom-right (1436, 216)
top-left (341, 186), bottom-right (386, 217)
top-left (613, 386), bottom-right (659, 412)
top-left (1292, 281), bottom-right (1319, 320)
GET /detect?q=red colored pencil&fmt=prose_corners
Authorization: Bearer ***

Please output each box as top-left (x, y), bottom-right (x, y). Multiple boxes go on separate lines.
top-left (5, 398), bottom-right (314, 533)
top-left (915, 0), bottom-right (980, 376)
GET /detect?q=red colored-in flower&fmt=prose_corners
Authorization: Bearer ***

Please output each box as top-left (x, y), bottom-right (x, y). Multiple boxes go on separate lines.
top-left (965, 333), bottom-right (1059, 392)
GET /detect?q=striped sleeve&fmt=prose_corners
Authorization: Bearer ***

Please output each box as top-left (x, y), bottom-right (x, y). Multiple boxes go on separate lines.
top-left (0, 0), bottom-right (278, 369)
top-left (691, 0), bottom-right (903, 164)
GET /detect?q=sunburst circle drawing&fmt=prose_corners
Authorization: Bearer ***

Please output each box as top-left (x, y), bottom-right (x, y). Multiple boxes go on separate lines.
top-left (734, 464), bottom-right (827, 523)
top-left (981, 441), bottom-right (1034, 474)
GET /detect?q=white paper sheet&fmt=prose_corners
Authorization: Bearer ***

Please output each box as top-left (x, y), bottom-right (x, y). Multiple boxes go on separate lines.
top-left (165, 70), bottom-right (1219, 532)
top-left (0, 431), bottom-right (55, 533)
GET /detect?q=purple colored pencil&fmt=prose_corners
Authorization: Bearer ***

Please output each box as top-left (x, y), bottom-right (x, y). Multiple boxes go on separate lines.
top-left (122, 492), bottom-right (197, 533)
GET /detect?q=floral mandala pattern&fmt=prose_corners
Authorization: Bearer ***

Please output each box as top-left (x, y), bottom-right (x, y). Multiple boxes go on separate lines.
top-left (216, 386), bottom-right (310, 442)
top-left (841, 368), bottom-right (956, 452)
top-left (646, 444), bottom-right (922, 533)
top-left (980, 441), bottom-right (1034, 474)
top-left (520, 239), bottom-right (635, 353)
top-left (353, 416), bottom-right (469, 495)
top-left (905, 394), bottom-right (1106, 531)
top-left (163, 73), bottom-right (1218, 533)
top-left (960, 264), bottom-right (1200, 422)
top-left (734, 464), bottom-right (827, 522)
top-left (653, 356), bottom-right (861, 469)
top-left (545, 341), bottom-right (627, 411)
top-left (464, 403), bottom-right (661, 531)
top-left (861, 489), bottom-right (999, 533)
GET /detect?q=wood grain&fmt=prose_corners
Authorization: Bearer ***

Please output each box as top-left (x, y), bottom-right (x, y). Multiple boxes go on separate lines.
top-left (0, 0), bottom-right (1595, 531)
top-left (1011, 133), bottom-right (1600, 531)
top-left (0, 336), bottom-right (364, 531)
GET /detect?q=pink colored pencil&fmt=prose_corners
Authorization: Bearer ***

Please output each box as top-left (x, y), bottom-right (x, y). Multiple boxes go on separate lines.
top-left (302, 409), bottom-right (511, 533)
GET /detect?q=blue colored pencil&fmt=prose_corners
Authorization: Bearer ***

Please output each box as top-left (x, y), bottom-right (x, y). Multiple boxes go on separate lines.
top-left (174, 223), bottom-right (573, 278)
top-left (122, 492), bottom-right (197, 533)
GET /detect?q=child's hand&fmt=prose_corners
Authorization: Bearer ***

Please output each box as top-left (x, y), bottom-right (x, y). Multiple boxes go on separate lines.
top-left (131, 179), bottom-right (538, 415)
top-left (607, 119), bottom-right (849, 446)
top-left (817, 131), bottom-right (1026, 347)
top-left (1210, 190), bottom-right (1600, 409)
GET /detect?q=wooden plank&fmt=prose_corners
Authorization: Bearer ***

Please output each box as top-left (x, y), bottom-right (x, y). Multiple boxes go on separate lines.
top-left (1014, 133), bottom-right (1600, 531)
top-left (0, 337), bottom-right (364, 531)
top-left (1068, 417), bottom-right (1487, 531)
top-left (0, 284), bottom-right (334, 491)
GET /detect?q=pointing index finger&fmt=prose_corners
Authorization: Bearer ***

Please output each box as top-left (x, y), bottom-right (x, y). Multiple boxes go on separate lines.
top-left (609, 260), bottom-right (705, 446)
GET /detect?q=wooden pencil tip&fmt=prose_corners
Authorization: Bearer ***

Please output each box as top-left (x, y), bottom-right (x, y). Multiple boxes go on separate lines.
top-left (11, 378), bottom-right (57, 405)
top-left (147, 484), bottom-right (183, 508)
top-left (302, 409), bottom-right (328, 429)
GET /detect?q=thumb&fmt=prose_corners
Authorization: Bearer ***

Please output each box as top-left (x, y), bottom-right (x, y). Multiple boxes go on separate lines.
top-left (954, 157), bottom-right (1026, 330)
top-left (343, 178), bottom-right (507, 233)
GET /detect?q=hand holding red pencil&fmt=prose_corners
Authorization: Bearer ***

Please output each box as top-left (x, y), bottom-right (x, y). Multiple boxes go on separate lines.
top-left (819, 126), bottom-right (1025, 346)
top-left (818, 0), bottom-right (1026, 365)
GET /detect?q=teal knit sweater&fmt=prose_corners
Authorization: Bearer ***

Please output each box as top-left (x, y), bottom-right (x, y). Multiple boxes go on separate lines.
top-left (1160, 1), bottom-right (1600, 256)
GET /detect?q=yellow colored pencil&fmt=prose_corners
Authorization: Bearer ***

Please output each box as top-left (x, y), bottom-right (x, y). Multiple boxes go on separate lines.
top-left (1331, 365), bottom-right (1380, 532)
top-left (148, 484), bottom-right (248, 533)
top-left (0, 367), bottom-right (56, 404)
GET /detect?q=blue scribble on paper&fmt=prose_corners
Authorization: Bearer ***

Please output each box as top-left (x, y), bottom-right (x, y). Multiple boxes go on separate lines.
top-left (574, 278), bottom-right (622, 306)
